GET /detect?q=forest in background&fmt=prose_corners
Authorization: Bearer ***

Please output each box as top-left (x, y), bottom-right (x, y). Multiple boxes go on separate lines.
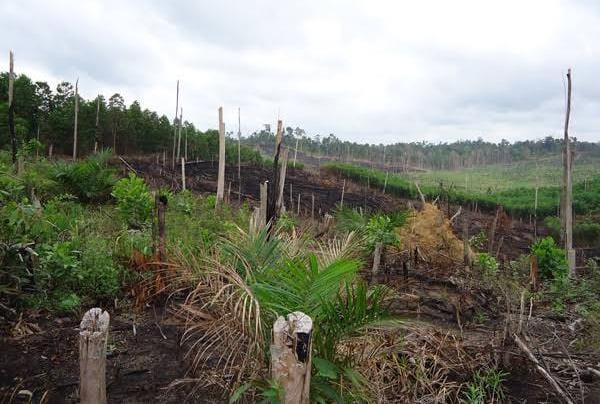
top-left (2, 71), bottom-right (599, 173)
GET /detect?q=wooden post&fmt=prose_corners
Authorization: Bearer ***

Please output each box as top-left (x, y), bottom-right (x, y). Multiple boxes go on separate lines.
top-left (488, 207), bottom-right (500, 255)
top-left (529, 255), bottom-right (539, 292)
top-left (8, 51), bottom-right (16, 167)
top-left (155, 194), bottom-right (167, 269)
top-left (340, 179), bottom-right (346, 208)
top-left (372, 242), bottom-right (382, 275)
top-left (79, 308), bottom-right (110, 404)
top-left (463, 215), bottom-right (471, 270)
top-left (73, 78), bottom-right (79, 161)
top-left (216, 107), bottom-right (226, 206)
top-left (94, 95), bottom-right (100, 154)
top-left (260, 181), bottom-right (268, 227)
top-left (289, 183), bottom-right (293, 210)
top-left (271, 312), bottom-right (313, 404)
top-left (49, 144), bottom-right (53, 159)
top-left (293, 136), bottom-right (299, 168)
top-left (237, 107), bottom-right (242, 203)
top-left (276, 149), bottom-right (289, 215)
top-left (184, 127), bottom-right (188, 161)
top-left (383, 171), bottom-right (389, 194)
top-left (561, 68), bottom-right (575, 278)
top-left (177, 108), bottom-right (183, 161)
top-left (181, 157), bottom-right (186, 191)
top-left (297, 193), bottom-right (301, 216)
top-left (311, 193), bottom-right (315, 220)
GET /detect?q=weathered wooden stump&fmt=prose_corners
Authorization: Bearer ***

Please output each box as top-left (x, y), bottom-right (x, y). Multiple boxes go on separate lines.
top-left (270, 311), bottom-right (313, 404)
top-left (79, 308), bottom-right (110, 404)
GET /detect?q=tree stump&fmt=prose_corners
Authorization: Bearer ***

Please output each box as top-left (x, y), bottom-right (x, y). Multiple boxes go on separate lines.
top-left (79, 308), bottom-right (110, 404)
top-left (270, 312), bottom-right (313, 404)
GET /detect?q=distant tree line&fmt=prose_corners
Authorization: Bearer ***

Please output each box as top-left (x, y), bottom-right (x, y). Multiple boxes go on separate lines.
top-left (0, 72), bottom-right (261, 164)
top-left (246, 128), bottom-right (600, 171)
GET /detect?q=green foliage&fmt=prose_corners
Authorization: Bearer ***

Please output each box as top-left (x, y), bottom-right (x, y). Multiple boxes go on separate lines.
top-left (530, 236), bottom-right (567, 280)
top-left (462, 368), bottom-right (508, 404)
top-left (274, 212), bottom-right (297, 233)
top-left (53, 153), bottom-right (116, 202)
top-left (476, 253), bottom-right (498, 276)
top-left (326, 163), bottom-right (600, 218)
top-left (112, 173), bottom-right (153, 229)
top-left (365, 214), bottom-right (400, 250)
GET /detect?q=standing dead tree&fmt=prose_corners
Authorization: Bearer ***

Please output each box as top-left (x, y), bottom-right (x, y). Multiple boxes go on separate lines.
top-left (72, 78), bottom-right (79, 160)
top-left (94, 95), bottom-right (100, 154)
top-left (177, 108), bottom-right (183, 161)
top-left (276, 149), bottom-right (289, 215)
top-left (237, 107), bottom-right (242, 202)
top-left (79, 308), bottom-right (110, 404)
top-left (8, 51), bottom-right (16, 167)
top-left (171, 80), bottom-right (179, 169)
top-left (216, 107), bottom-right (226, 206)
top-left (267, 120), bottom-right (284, 227)
top-left (561, 68), bottom-right (576, 277)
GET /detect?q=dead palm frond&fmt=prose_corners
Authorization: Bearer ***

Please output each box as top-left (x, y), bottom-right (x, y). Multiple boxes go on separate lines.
top-left (316, 230), bottom-right (365, 267)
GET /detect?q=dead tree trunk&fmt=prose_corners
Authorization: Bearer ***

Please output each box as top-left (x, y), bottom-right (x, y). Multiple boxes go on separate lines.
top-left (311, 193), bottom-right (315, 220)
top-left (340, 179), bottom-right (346, 208)
top-left (238, 107), bottom-right (242, 203)
top-left (276, 149), bottom-right (289, 215)
top-left (271, 312), bottom-right (313, 404)
top-left (177, 108), bottom-right (183, 161)
top-left (181, 157), bottom-right (186, 191)
top-left (73, 78), bottom-right (79, 161)
top-left (79, 308), bottom-right (110, 404)
top-left (94, 96), bottom-right (100, 154)
top-left (267, 120), bottom-right (283, 226)
top-left (561, 68), bottom-right (576, 278)
top-left (383, 171), bottom-right (389, 194)
top-left (216, 107), bottom-right (226, 206)
top-left (463, 215), bottom-right (471, 270)
top-left (259, 181), bottom-right (268, 227)
top-left (154, 194), bottom-right (167, 269)
top-left (372, 242), bottom-right (383, 275)
top-left (8, 51), bottom-right (16, 167)
top-left (171, 80), bottom-right (179, 169)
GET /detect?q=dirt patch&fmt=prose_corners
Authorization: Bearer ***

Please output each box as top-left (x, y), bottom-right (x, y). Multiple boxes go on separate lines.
top-left (0, 307), bottom-right (218, 403)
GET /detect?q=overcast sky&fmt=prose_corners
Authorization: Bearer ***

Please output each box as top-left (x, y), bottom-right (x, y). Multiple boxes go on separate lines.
top-left (1, 0), bottom-right (599, 144)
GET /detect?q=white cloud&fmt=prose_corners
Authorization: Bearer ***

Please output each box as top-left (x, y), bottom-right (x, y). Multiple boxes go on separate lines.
top-left (1, 0), bottom-right (599, 144)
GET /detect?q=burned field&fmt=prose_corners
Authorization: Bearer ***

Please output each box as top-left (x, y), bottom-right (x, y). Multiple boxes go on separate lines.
top-left (1, 155), bottom-right (599, 403)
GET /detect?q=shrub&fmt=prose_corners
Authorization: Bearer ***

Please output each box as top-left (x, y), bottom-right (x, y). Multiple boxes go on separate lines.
top-left (476, 253), bottom-right (499, 276)
top-left (530, 236), bottom-right (567, 280)
top-left (54, 155), bottom-right (116, 202)
top-left (112, 173), bottom-right (153, 229)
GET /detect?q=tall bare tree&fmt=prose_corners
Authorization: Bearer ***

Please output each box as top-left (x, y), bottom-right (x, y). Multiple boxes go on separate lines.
top-left (73, 78), bottom-right (79, 160)
top-left (172, 80), bottom-right (179, 169)
top-left (216, 107), bottom-right (226, 206)
top-left (237, 107), bottom-right (242, 202)
top-left (8, 51), bottom-right (16, 166)
top-left (561, 68), bottom-right (575, 277)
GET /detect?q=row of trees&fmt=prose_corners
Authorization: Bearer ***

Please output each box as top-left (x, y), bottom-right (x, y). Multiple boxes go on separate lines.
top-left (247, 129), bottom-right (600, 171)
top-left (0, 71), bottom-right (261, 163)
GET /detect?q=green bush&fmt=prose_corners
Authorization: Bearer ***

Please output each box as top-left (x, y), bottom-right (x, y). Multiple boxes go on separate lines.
top-left (531, 236), bottom-right (567, 280)
top-left (53, 154), bottom-right (116, 202)
top-left (112, 173), bottom-right (153, 229)
top-left (476, 253), bottom-right (499, 276)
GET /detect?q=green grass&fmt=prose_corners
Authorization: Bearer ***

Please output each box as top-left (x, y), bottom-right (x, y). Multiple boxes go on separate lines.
top-left (324, 160), bottom-right (600, 218)
top-left (406, 154), bottom-right (599, 193)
